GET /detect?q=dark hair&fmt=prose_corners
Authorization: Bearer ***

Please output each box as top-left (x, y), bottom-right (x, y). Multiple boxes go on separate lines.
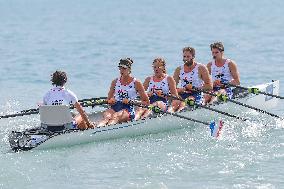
top-left (183, 46), bottom-right (195, 58)
top-left (119, 58), bottom-right (133, 69)
top-left (126, 57), bottom-right (133, 64)
top-left (210, 42), bottom-right (224, 52)
top-left (51, 71), bottom-right (67, 86)
top-left (153, 57), bottom-right (166, 74)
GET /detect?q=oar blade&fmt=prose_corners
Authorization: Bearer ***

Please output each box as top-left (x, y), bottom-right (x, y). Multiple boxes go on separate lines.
top-left (209, 120), bottom-right (224, 138)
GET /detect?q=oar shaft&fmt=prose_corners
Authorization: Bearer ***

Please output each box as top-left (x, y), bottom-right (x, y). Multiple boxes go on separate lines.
top-left (227, 83), bottom-right (284, 99)
top-left (229, 98), bottom-right (282, 119)
top-left (78, 97), bottom-right (107, 103)
top-left (168, 94), bottom-right (248, 121)
top-left (165, 111), bottom-right (209, 125)
top-left (200, 89), bottom-right (283, 119)
top-left (131, 101), bottom-right (210, 126)
top-left (199, 104), bottom-right (247, 121)
top-left (0, 110), bottom-right (39, 119)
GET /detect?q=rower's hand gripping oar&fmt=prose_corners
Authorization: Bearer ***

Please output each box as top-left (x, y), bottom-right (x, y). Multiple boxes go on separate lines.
top-left (129, 101), bottom-right (222, 138)
top-left (0, 97), bottom-right (108, 119)
top-left (224, 82), bottom-right (284, 100)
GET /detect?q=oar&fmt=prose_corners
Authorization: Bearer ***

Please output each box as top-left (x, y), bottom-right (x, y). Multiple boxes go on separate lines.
top-left (133, 101), bottom-right (210, 125)
top-left (0, 97), bottom-right (107, 119)
top-left (197, 89), bottom-right (283, 120)
top-left (225, 83), bottom-right (284, 99)
top-left (78, 97), bottom-right (107, 103)
top-left (77, 98), bottom-right (108, 108)
top-left (0, 108), bottom-right (40, 119)
top-left (130, 101), bottom-right (222, 138)
top-left (168, 94), bottom-right (249, 122)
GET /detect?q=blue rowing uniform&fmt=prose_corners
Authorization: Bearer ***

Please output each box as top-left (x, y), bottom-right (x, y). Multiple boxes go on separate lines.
top-left (111, 102), bottom-right (135, 120)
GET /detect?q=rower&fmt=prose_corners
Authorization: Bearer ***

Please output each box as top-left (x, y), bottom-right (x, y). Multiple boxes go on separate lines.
top-left (172, 46), bottom-right (213, 111)
top-left (135, 57), bottom-right (179, 119)
top-left (205, 42), bottom-right (240, 104)
top-left (41, 70), bottom-right (94, 130)
top-left (97, 58), bottom-right (150, 127)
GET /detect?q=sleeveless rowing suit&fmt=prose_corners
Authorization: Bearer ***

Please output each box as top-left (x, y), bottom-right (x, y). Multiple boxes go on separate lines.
top-left (211, 59), bottom-right (233, 98)
top-left (179, 63), bottom-right (204, 104)
top-left (112, 77), bottom-right (138, 120)
top-left (43, 86), bottom-right (78, 128)
top-left (147, 75), bottom-right (170, 106)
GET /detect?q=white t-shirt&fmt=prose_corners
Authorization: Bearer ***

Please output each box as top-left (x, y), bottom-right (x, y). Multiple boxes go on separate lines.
top-left (43, 86), bottom-right (78, 106)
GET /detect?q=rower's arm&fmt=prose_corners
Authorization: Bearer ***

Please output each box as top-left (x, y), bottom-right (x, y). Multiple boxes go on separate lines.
top-left (199, 65), bottom-right (213, 90)
top-left (173, 67), bottom-right (181, 87)
top-left (207, 62), bottom-right (212, 75)
top-left (135, 80), bottom-right (150, 105)
top-left (228, 61), bottom-right (240, 85)
top-left (74, 102), bottom-right (92, 127)
top-left (167, 76), bottom-right (179, 97)
top-left (107, 79), bottom-right (117, 100)
top-left (143, 77), bottom-right (151, 91)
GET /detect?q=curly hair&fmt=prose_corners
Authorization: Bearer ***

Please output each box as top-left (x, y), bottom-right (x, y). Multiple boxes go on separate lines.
top-left (51, 71), bottom-right (67, 86)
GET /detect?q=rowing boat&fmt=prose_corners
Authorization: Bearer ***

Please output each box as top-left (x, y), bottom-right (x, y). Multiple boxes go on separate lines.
top-left (8, 80), bottom-right (280, 151)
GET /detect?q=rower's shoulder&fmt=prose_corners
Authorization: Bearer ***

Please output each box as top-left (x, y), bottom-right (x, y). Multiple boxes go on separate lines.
top-left (207, 61), bottom-right (213, 67)
top-left (144, 76), bottom-right (152, 82)
top-left (134, 78), bottom-right (143, 85)
top-left (198, 63), bottom-right (208, 70)
top-left (166, 75), bottom-right (175, 83)
top-left (134, 79), bottom-right (145, 90)
top-left (65, 88), bottom-right (76, 95)
top-left (174, 66), bottom-right (182, 72)
top-left (166, 74), bottom-right (174, 80)
top-left (173, 66), bottom-right (182, 75)
top-left (228, 59), bottom-right (237, 65)
top-left (110, 78), bottom-right (118, 85)
top-left (198, 64), bottom-right (210, 75)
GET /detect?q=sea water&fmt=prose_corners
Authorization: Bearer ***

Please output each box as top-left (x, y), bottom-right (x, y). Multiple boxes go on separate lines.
top-left (0, 0), bottom-right (283, 188)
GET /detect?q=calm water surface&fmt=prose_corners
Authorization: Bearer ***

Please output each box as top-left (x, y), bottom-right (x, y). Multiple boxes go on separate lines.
top-left (0, 0), bottom-right (283, 188)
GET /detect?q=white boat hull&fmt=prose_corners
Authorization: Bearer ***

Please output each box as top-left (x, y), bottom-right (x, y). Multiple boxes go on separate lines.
top-left (35, 80), bottom-right (280, 150)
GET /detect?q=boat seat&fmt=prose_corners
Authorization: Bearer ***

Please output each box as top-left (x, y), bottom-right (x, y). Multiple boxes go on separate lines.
top-left (39, 105), bottom-right (73, 131)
